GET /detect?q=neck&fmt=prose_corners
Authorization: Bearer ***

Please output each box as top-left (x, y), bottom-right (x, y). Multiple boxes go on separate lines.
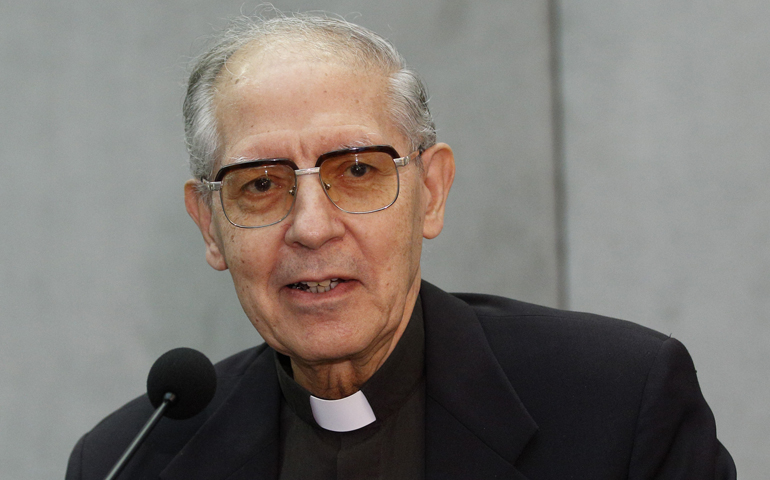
top-left (292, 359), bottom-right (379, 399)
top-left (291, 282), bottom-right (420, 399)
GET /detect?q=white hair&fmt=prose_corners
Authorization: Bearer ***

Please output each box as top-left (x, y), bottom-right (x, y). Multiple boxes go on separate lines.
top-left (183, 11), bottom-right (436, 187)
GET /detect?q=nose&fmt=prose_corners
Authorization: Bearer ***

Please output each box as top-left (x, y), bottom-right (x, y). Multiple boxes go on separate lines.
top-left (283, 174), bottom-right (345, 249)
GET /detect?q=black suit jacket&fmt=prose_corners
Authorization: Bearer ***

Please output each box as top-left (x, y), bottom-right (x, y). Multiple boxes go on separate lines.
top-left (66, 281), bottom-right (735, 479)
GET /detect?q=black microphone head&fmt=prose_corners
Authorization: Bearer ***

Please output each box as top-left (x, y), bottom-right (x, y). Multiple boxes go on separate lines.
top-left (146, 347), bottom-right (217, 420)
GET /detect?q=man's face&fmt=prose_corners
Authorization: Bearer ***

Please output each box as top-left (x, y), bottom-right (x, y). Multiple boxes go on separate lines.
top-left (186, 47), bottom-right (452, 369)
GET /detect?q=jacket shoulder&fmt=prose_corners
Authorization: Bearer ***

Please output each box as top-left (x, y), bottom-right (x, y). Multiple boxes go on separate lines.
top-left (443, 289), bottom-right (735, 479)
top-left (66, 344), bottom-right (271, 480)
top-left (454, 291), bottom-right (670, 358)
top-left (451, 291), bottom-right (671, 411)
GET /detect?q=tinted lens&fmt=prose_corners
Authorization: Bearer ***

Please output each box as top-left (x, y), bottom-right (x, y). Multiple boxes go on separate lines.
top-left (319, 151), bottom-right (399, 213)
top-left (220, 164), bottom-right (296, 227)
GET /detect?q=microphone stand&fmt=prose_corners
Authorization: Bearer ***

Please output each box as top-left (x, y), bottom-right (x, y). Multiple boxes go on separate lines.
top-left (104, 392), bottom-right (176, 480)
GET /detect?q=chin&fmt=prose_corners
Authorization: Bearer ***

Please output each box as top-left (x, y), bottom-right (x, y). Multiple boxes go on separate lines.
top-left (289, 333), bottom-right (377, 365)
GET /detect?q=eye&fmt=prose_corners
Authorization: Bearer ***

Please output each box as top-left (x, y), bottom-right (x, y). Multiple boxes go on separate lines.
top-left (248, 176), bottom-right (273, 192)
top-left (347, 162), bottom-right (371, 177)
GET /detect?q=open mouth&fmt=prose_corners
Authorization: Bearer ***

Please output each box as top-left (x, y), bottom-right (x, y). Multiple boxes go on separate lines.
top-left (287, 278), bottom-right (344, 294)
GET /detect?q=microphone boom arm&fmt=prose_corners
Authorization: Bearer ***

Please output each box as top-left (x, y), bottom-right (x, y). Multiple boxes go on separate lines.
top-left (104, 392), bottom-right (177, 480)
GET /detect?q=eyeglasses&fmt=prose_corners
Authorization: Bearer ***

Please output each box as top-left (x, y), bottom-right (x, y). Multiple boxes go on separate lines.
top-left (201, 145), bottom-right (419, 228)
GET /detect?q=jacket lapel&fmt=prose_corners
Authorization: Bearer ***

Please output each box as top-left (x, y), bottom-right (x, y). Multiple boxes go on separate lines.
top-left (421, 281), bottom-right (537, 479)
top-left (159, 347), bottom-right (281, 480)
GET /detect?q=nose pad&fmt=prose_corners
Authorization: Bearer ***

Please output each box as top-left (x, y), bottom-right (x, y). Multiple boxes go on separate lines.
top-left (321, 180), bottom-right (339, 204)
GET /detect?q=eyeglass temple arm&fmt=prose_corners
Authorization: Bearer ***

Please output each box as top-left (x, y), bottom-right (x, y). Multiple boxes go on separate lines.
top-left (395, 150), bottom-right (421, 167)
top-left (200, 179), bottom-right (221, 192)
top-left (394, 155), bottom-right (410, 167)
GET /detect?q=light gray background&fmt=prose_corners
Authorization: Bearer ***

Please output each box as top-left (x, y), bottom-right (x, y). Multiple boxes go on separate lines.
top-left (0, 1), bottom-right (764, 478)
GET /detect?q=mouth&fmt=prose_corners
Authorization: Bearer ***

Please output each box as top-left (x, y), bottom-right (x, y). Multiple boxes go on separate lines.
top-left (287, 278), bottom-right (345, 294)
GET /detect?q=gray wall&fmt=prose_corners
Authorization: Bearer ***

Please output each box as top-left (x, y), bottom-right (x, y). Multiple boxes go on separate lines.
top-left (0, 1), bottom-right (762, 477)
top-left (560, 2), bottom-right (769, 476)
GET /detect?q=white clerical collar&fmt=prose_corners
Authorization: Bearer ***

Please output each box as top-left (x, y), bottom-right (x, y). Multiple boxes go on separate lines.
top-left (309, 390), bottom-right (377, 432)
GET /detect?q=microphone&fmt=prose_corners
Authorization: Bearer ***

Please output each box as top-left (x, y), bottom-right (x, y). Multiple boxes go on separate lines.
top-left (147, 347), bottom-right (217, 419)
top-left (104, 348), bottom-right (217, 480)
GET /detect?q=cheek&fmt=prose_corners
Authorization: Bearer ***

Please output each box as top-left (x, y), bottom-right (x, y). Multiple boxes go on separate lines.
top-left (371, 183), bottom-right (425, 275)
top-left (226, 244), bottom-right (281, 338)
top-left (399, 176), bottom-right (426, 241)
top-left (220, 227), bottom-right (281, 295)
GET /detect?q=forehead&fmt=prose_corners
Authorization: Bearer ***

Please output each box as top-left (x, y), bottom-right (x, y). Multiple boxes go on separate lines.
top-left (212, 43), bottom-right (403, 161)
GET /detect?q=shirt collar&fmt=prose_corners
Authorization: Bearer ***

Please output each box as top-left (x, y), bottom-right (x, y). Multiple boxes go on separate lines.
top-left (275, 296), bottom-right (425, 432)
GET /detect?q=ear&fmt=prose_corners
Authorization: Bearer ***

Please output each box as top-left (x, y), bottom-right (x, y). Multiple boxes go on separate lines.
top-left (419, 143), bottom-right (455, 239)
top-left (184, 180), bottom-right (228, 271)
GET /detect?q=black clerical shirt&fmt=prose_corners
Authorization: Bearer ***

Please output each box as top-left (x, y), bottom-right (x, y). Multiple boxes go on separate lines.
top-left (275, 298), bottom-right (425, 480)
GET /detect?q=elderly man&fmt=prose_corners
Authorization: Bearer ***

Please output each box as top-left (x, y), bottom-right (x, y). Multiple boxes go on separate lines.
top-left (67, 13), bottom-right (735, 480)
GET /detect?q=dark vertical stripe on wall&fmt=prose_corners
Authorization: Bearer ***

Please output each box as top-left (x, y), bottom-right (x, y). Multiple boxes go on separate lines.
top-left (548, 0), bottom-right (568, 309)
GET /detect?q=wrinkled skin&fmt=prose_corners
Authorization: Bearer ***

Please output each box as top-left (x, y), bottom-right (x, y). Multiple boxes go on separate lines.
top-left (185, 46), bottom-right (455, 398)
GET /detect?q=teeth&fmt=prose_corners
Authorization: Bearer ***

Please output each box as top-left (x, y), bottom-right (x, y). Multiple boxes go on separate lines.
top-left (294, 278), bottom-right (341, 293)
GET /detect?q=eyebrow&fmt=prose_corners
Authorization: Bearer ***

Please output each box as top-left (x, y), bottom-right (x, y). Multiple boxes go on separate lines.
top-left (336, 137), bottom-right (376, 150)
top-left (229, 155), bottom-right (278, 165)
top-left (230, 139), bottom-right (380, 164)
